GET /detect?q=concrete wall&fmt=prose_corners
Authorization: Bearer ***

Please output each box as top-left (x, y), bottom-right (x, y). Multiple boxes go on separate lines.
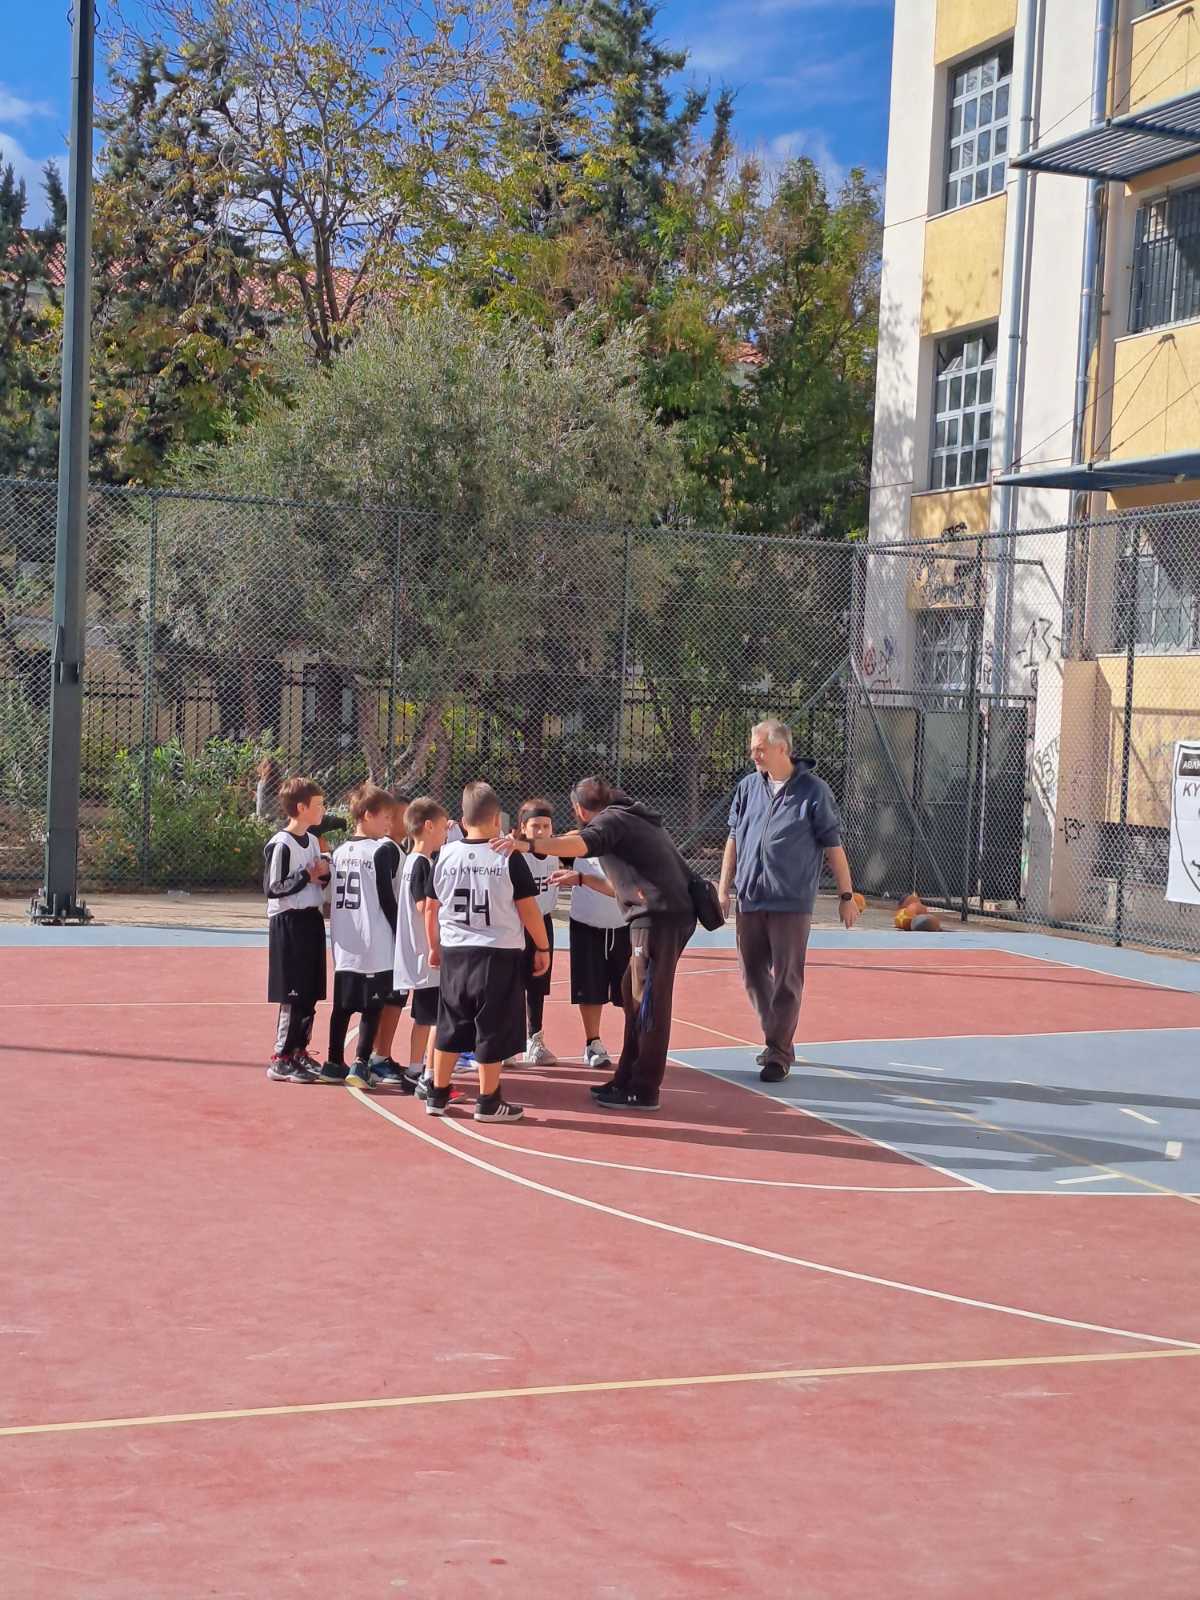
top-left (921, 194), bottom-right (1008, 336)
top-left (1127, 0), bottom-right (1200, 111)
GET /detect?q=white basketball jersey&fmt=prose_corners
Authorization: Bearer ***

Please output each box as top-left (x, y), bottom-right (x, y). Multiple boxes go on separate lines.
top-left (330, 837), bottom-right (400, 974)
top-left (264, 829), bottom-right (326, 917)
top-left (569, 857), bottom-right (626, 930)
top-left (525, 851), bottom-right (560, 917)
top-left (434, 840), bottom-right (530, 951)
top-left (393, 851), bottom-right (439, 991)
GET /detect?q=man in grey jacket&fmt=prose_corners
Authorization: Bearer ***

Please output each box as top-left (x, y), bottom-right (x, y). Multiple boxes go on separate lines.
top-left (718, 720), bottom-right (860, 1082)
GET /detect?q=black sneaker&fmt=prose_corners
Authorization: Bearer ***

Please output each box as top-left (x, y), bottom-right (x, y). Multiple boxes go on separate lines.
top-left (589, 1077), bottom-right (622, 1101)
top-left (759, 1060), bottom-right (791, 1083)
top-left (475, 1094), bottom-right (525, 1123)
top-left (369, 1057), bottom-right (407, 1088)
top-left (346, 1060), bottom-right (377, 1089)
top-left (403, 1065), bottom-right (426, 1093)
top-left (625, 1091), bottom-right (661, 1112)
top-left (314, 1060), bottom-right (350, 1085)
top-left (266, 1055), bottom-right (317, 1083)
top-left (425, 1084), bottom-right (452, 1116)
top-left (592, 1082), bottom-right (632, 1110)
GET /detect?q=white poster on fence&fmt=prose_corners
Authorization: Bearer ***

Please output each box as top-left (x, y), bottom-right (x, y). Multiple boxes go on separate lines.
top-left (1167, 740), bottom-right (1200, 906)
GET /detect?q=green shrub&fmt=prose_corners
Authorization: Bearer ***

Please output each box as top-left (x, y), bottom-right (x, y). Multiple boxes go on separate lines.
top-left (99, 737), bottom-right (278, 887)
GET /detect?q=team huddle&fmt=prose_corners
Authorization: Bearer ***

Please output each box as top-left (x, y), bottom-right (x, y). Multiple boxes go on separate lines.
top-left (263, 777), bottom-right (632, 1124)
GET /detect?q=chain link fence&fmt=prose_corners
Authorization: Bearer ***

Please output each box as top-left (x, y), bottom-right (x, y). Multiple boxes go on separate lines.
top-left (3, 477), bottom-right (1199, 955)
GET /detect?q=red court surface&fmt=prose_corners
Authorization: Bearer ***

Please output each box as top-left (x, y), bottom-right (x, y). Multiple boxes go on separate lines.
top-left (3, 935), bottom-right (1199, 1598)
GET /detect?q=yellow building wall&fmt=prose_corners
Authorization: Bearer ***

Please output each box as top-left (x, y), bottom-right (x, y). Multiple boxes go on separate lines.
top-left (1096, 653), bottom-right (1200, 828)
top-left (1128, 2), bottom-right (1200, 113)
top-left (1108, 323), bottom-right (1200, 459)
top-left (934, 0), bottom-right (1017, 66)
top-left (909, 485), bottom-right (992, 541)
top-left (921, 195), bottom-right (1007, 337)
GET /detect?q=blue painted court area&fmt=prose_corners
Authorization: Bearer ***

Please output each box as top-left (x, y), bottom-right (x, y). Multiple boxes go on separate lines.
top-left (677, 1030), bottom-right (1200, 1196)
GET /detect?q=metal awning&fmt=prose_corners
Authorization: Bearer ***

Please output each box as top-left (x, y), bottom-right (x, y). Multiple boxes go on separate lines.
top-left (1011, 87), bottom-right (1200, 180)
top-left (995, 448), bottom-right (1200, 490)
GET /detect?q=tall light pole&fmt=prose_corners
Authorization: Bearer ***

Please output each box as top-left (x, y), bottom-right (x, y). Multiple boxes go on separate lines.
top-left (33, 1), bottom-right (96, 924)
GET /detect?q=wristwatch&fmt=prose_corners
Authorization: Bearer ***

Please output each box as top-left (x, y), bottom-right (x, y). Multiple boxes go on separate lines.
top-left (839, 891), bottom-right (854, 903)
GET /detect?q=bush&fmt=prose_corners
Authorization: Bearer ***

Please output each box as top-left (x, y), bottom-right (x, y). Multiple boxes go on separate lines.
top-left (99, 737), bottom-right (278, 887)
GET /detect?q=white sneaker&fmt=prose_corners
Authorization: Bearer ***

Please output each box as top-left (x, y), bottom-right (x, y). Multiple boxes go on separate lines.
top-left (524, 1032), bottom-right (556, 1066)
top-left (584, 1039), bottom-right (612, 1069)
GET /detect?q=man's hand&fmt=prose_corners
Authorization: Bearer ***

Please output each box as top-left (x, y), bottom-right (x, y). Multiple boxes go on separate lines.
top-left (718, 887), bottom-right (732, 919)
top-left (839, 895), bottom-right (861, 930)
top-left (531, 948), bottom-right (550, 977)
top-left (548, 868), bottom-right (577, 889)
top-left (491, 835), bottom-right (519, 857)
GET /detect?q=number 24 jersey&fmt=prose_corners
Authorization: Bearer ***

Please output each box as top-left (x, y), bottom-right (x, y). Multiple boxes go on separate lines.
top-left (433, 841), bottom-right (537, 952)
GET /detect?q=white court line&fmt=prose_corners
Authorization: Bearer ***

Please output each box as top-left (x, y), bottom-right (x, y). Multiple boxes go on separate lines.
top-left (1167, 1142), bottom-right (1184, 1160)
top-left (675, 1025), bottom-right (1200, 1051)
top-left (890, 1061), bottom-right (944, 1073)
top-left (1002, 944), bottom-right (1196, 996)
top-left (1057, 1174), bottom-right (1117, 1187)
top-left (351, 1090), bottom-right (1200, 1350)
top-left (1121, 1108), bottom-right (1160, 1127)
top-left (438, 1117), bottom-right (965, 1193)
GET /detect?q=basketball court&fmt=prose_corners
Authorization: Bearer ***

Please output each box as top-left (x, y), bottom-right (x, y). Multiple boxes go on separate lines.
top-left (2, 919), bottom-right (1198, 1597)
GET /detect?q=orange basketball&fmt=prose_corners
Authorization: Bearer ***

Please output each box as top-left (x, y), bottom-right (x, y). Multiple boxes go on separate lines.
top-left (853, 892), bottom-right (866, 912)
top-left (911, 912), bottom-right (943, 933)
top-left (895, 904), bottom-right (916, 930)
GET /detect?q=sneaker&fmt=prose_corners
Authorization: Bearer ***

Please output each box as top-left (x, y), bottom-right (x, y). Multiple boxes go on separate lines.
top-left (346, 1060), bottom-right (377, 1089)
top-left (266, 1055), bottom-right (317, 1083)
top-left (314, 1059), bottom-right (350, 1085)
top-left (755, 1048), bottom-right (769, 1068)
top-left (592, 1082), bottom-right (631, 1110)
top-left (454, 1053), bottom-right (477, 1076)
top-left (293, 1049), bottom-right (325, 1076)
top-left (625, 1091), bottom-right (661, 1112)
top-left (475, 1094), bottom-right (525, 1123)
top-left (759, 1060), bottom-right (791, 1084)
top-left (584, 1039), bottom-right (612, 1069)
top-left (425, 1084), bottom-right (452, 1116)
top-left (403, 1065), bottom-right (426, 1093)
top-left (522, 1032), bottom-right (556, 1067)
top-left (589, 1077), bottom-right (622, 1101)
top-left (369, 1057), bottom-right (407, 1088)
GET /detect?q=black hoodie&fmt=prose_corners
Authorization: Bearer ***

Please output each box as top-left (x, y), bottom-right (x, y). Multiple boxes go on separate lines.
top-left (578, 799), bottom-right (694, 925)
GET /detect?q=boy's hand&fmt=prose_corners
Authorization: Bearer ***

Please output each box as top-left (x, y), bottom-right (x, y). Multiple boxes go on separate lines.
top-left (429, 944), bottom-right (441, 969)
top-left (531, 948), bottom-right (550, 978)
top-left (310, 859), bottom-right (331, 885)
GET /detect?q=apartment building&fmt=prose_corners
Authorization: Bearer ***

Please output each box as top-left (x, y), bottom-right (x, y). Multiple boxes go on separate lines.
top-left (866, 0), bottom-right (1200, 947)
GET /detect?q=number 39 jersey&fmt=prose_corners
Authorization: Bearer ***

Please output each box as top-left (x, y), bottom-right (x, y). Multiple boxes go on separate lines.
top-left (329, 836), bottom-right (402, 974)
top-left (433, 840), bottom-right (537, 952)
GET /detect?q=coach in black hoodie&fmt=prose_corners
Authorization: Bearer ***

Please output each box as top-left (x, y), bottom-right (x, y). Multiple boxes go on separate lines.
top-left (494, 777), bottom-right (695, 1111)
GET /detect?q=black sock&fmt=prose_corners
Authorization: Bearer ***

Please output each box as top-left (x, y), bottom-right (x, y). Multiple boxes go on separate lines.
top-left (328, 1007), bottom-right (353, 1066)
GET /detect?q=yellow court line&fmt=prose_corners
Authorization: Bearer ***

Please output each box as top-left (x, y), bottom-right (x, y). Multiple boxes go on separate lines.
top-left (677, 1014), bottom-right (1200, 1206)
top-left (4, 1348), bottom-right (1197, 1442)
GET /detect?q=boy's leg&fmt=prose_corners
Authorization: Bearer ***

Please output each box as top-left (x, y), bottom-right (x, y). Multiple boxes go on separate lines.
top-left (355, 1006), bottom-right (383, 1063)
top-left (410, 1022), bottom-right (432, 1067)
top-left (327, 1007), bottom-right (353, 1066)
top-left (373, 1003), bottom-right (403, 1060)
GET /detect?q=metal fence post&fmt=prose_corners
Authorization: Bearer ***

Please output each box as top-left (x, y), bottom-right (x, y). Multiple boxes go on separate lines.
top-left (614, 526), bottom-right (633, 786)
top-left (386, 511), bottom-right (402, 788)
top-left (960, 550), bottom-right (984, 920)
top-left (1113, 523), bottom-right (1139, 948)
top-left (140, 495), bottom-right (159, 886)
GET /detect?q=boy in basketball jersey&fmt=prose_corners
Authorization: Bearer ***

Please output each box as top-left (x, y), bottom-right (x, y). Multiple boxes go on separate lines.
top-left (264, 778), bottom-right (331, 1083)
top-left (386, 796), bottom-right (450, 1094)
top-left (511, 799), bottom-right (562, 1066)
top-left (425, 782), bottom-right (549, 1121)
top-left (324, 785), bottom-right (404, 1088)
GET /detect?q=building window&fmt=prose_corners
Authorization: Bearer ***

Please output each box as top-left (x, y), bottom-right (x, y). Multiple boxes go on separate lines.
top-left (930, 328), bottom-right (996, 490)
top-left (916, 608), bottom-right (981, 694)
top-left (945, 45), bottom-right (1012, 212)
top-left (1129, 187), bottom-right (1200, 333)
top-left (1112, 544), bottom-right (1200, 652)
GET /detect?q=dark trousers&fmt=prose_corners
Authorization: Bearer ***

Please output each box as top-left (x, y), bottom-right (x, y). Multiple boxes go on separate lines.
top-left (614, 916), bottom-right (695, 1098)
top-left (274, 1003), bottom-right (315, 1058)
top-left (735, 910), bottom-right (813, 1069)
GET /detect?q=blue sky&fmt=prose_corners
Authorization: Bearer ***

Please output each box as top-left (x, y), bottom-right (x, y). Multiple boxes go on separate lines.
top-left (1, 0), bottom-right (894, 225)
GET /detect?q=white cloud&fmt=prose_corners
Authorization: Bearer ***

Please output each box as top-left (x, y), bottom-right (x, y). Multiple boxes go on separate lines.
top-left (765, 128), bottom-right (847, 189)
top-left (0, 87), bottom-right (56, 124)
top-left (0, 131), bottom-right (60, 224)
top-left (685, 37), bottom-right (752, 73)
